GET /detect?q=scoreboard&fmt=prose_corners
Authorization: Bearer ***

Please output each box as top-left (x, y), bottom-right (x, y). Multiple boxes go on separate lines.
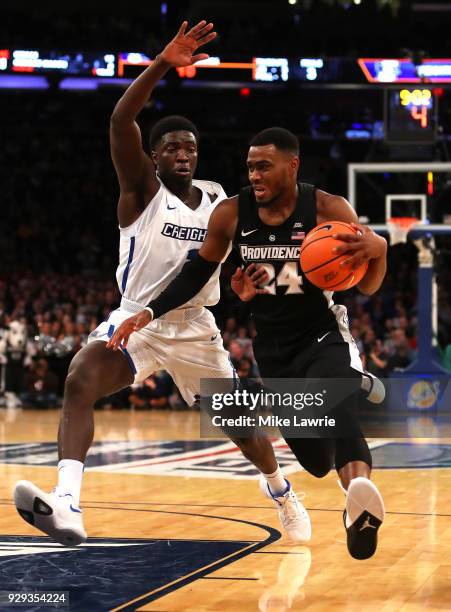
top-left (2, 49), bottom-right (451, 86)
top-left (0, 48), bottom-right (445, 144)
top-left (384, 88), bottom-right (438, 144)
top-left (3, 49), bottom-right (115, 77)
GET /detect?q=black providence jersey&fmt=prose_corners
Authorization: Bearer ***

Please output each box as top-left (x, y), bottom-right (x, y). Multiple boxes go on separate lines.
top-left (233, 183), bottom-right (339, 339)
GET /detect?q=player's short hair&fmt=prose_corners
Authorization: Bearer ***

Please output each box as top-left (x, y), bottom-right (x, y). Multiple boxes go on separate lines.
top-left (149, 115), bottom-right (199, 149)
top-left (250, 127), bottom-right (299, 156)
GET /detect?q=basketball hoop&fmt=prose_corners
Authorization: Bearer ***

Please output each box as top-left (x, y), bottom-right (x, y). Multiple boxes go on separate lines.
top-left (387, 217), bottom-right (419, 246)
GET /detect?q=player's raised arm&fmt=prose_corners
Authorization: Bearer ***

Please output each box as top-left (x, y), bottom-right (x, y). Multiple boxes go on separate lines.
top-left (110, 20), bottom-right (217, 227)
top-left (106, 197), bottom-right (238, 350)
top-left (316, 190), bottom-right (387, 295)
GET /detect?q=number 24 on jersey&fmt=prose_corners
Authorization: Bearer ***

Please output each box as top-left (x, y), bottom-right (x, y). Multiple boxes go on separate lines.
top-left (259, 262), bottom-right (304, 295)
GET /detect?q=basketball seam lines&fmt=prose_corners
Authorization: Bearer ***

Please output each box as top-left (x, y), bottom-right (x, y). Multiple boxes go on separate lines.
top-left (302, 252), bottom-right (345, 274)
top-left (300, 234), bottom-right (335, 252)
top-left (323, 270), bottom-right (355, 289)
top-left (300, 223), bottom-right (356, 252)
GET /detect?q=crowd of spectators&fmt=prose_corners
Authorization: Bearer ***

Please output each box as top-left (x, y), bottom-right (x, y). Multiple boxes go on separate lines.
top-left (1, 62), bottom-right (451, 410)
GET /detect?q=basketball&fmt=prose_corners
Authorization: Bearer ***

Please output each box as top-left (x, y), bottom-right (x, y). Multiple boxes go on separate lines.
top-left (300, 221), bottom-right (368, 291)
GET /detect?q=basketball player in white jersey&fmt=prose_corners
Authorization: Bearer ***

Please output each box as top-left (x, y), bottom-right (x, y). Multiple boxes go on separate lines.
top-left (13, 21), bottom-right (310, 546)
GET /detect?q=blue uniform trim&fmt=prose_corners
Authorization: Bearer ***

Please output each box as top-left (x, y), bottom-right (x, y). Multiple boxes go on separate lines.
top-left (121, 236), bottom-right (136, 292)
top-left (120, 346), bottom-right (138, 376)
top-left (107, 324), bottom-right (137, 376)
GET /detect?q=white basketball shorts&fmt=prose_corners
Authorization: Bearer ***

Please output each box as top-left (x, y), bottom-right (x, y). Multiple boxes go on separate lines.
top-left (88, 302), bottom-right (235, 406)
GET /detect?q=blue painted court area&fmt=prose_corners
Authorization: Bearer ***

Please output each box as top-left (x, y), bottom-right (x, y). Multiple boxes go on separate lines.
top-left (0, 536), bottom-right (255, 611)
top-left (0, 440), bottom-right (216, 467)
top-left (371, 442), bottom-right (451, 469)
top-left (0, 440), bottom-right (299, 478)
top-left (2, 441), bottom-right (451, 475)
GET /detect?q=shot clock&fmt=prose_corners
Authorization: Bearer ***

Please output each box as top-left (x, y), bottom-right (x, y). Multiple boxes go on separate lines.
top-left (384, 88), bottom-right (438, 144)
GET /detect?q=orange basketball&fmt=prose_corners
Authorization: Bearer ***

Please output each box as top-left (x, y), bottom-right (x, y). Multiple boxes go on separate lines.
top-left (300, 221), bottom-right (368, 291)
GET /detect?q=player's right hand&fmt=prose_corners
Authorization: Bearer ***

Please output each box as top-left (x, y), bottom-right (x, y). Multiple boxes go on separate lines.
top-left (106, 309), bottom-right (152, 351)
top-left (231, 264), bottom-right (270, 302)
top-left (159, 20), bottom-right (217, 68)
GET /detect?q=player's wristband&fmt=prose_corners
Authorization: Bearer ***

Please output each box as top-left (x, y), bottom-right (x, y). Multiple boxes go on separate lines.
top-left (146, 254), bottom-right (219, 319)
top-left (144, 306), bottom-right (154, 320)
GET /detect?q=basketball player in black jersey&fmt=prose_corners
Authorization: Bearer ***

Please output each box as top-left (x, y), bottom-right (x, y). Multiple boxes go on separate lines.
top-left (108, 127), bottom-right (387, 560)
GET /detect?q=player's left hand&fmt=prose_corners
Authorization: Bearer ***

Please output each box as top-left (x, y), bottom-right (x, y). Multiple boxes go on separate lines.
top-left (332, 223), bottom-right (387, 270)
top-left (231, 264), bottom-right (270, 302)
top-left (106, 309), bottom-right (152, 351)
top-left (159, 20), bottom-right (217, 68)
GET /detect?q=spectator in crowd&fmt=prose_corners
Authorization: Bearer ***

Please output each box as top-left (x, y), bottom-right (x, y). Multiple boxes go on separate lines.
top-left (20, 358), bottom-right (59, 408)
top-left (128, 372), bottom-right (174, 410)
top-left (228, 339), bottom-right (245, 369)
top-left (365, 339), bottom-right (389, 378)
top-left (236, 357), bottom-right (253, 379)
top-left (385, 329), bottom-right (415, 371)
top-left (234, 326), bottom-right (253, 359)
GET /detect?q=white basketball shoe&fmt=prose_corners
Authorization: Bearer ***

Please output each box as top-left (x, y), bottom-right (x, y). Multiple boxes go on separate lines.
top-left (343, 476), bottom-right (385, 560)
top-left (13, 480), bottom-right (87, 547)
top-left (259, 476), bottom-right (311, 543)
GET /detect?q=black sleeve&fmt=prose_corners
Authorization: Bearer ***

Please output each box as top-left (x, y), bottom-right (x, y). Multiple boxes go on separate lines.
top-left (147, 254), bottom-right (219, 318)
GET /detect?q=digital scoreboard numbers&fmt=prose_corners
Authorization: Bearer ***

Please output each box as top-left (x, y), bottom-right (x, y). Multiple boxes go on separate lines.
top-left (253, 58), bottom-right (289, 82)
top-left (384, 88), bottom-right (437, 144)
top-left (9, 50), bottom-right (115, 76)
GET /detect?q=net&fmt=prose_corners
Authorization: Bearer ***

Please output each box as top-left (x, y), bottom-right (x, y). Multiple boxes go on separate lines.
top-left (387, 217), bottom-right (419, 246)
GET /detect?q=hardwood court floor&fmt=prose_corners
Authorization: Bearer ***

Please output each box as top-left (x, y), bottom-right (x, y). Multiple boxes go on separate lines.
top-left (1, 408), bottom-right (451, 611)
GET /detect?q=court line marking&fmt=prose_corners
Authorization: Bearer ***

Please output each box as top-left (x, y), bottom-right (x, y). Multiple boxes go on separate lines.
top-left (255, 551), bottom-right (308, 554)
top-left (0, 534), bottom-right (261, 544)
top-left (111, 541), bottom-right (261, 611)
top-left (201, 576), bottom-right (258, 581)
top-left (84, 504), bottom-right (451, 519)
top-left (72, 506), bottom-right (281, 611)
top-left (2, 499), bottom-right (451, 518)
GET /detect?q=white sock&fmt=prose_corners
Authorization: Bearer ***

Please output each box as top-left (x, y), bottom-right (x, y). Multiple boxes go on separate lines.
top-left (262, 466), bottom-right (287, 496)
top-left (57, 459), bottom-right (84, 507)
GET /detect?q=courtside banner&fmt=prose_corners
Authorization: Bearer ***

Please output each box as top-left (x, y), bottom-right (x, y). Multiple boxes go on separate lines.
top-left (199, 377), bottom-right (451, 438)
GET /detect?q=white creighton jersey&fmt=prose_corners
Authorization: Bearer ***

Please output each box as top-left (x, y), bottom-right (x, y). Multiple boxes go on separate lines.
top-left (116, 178), bottom-right (228, 309)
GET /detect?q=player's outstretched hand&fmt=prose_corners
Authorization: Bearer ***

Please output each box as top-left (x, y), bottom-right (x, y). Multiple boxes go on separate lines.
top-left (332, 223), bottom-right (387, 270)
top-left (231, 264), bottom-right (270, 302)
top-left (160, 20), bottom-right (217, 68)
top-left (106, 309), bottom-right (152, 351)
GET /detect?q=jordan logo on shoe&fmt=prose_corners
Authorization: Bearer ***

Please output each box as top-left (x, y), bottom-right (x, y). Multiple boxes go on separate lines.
top-left (359, 516), bottom-right (376, 531)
